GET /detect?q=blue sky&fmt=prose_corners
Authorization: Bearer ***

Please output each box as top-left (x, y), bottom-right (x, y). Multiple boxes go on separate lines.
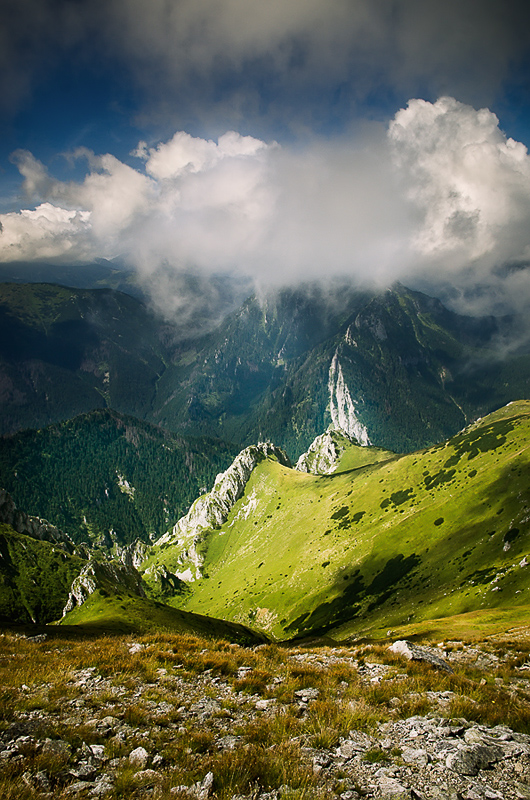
top-left (1, 0), bottom-right (530, 319)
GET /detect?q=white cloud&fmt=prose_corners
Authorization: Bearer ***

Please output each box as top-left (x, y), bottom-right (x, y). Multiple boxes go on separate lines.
top-left (388, 97), bottom-right (530, 314)
top-left (69, 151), bottom-right (155, 240)
top-left (3, 98), bottom-right (530, 320)
top-left (138, 130), bottom-right (269, 180)
top-left (0, 202), bottom-right (92, 262)
top-left (389, 97), bottom-right (530, 264)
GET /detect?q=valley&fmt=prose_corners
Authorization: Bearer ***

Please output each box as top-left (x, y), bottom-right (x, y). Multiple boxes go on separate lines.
top-left (2, 280), bottom-right (530, 456)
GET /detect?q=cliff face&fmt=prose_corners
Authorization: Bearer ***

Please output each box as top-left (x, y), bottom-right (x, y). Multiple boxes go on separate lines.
top-left (0, 489), bottom-right (76, 553)
top-left (154, 443), bottom-right (291, 581)
top-left (328, 352), bottom-right (370, 446)
top-left (62, 559), bottom-right (146, 616)
top-left (295, 427), bottom-right (357, 474)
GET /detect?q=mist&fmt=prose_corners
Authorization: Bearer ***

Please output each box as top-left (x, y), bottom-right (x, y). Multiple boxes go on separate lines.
top-left (1, 97), bottom-right (530, 338)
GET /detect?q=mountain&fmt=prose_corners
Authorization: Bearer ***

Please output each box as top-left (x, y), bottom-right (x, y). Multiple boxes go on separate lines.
top-left (0, 523), bottom-right (86, 625)
top-left (151, 283), bottom-right (530, 457)
top-left (5, 400), bottom-right (528, 641)
top-left (0, 488), bottom-right (265, 642)
top-left (0, 259), bottom-right (144, 297)
top-left (142, 401), bottom-right (530, 641)
top-left (0, 409), bottom-right (238, 547)
top-left (2, 280), bottom-right (530, 457)
top-left (0, 282), bottom-right (173, 434)
top-left (0, 489), bottom-right (86, 625)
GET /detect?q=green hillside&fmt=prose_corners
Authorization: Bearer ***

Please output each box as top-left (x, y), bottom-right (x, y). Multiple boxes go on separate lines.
top-left (0, 409), bottom-right (238, 546)
top-left (0, 516), bottom-right (265, 643)
top-left (60, 588), bottom-right (266, 644)
top-left (0, 524), bottom-right (85, 624)
top-left (147, 401), bottom-right (530, 641)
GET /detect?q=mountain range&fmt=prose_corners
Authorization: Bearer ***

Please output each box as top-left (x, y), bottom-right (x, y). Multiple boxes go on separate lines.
top-left (139, 400), bottom-right (530, 641)
top-left (1, 275), bottom-right (530, 642)
top-left (1, 280), bottom-right (530, 457)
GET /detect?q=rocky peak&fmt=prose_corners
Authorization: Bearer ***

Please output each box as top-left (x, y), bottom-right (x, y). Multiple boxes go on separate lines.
top-left (296, 427), bottom-right (358, 475)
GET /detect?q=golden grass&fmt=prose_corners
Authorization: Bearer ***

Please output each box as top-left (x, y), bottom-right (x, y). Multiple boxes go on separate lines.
top-left (1, 627), bottom-right (530, 799)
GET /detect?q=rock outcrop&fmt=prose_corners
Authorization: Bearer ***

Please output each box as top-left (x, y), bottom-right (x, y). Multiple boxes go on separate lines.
top-left (389, 639), bottom-right (455, 673)
top-left (117, 538), bottom-right (150, 570)
top-left (154, 443), bottom-right (291, 580)
top-left (296, 427), bottom-right (358, 474)
top-left (0, 488), bottom-right (75, 553)
top-left (62, 559), bottom-right (146, 616)
top-left (328, 352), bottom-right (370, 446)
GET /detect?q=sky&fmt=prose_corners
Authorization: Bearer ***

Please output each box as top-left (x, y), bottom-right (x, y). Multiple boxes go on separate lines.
top-left (1, 0), bottom-right (530, 323)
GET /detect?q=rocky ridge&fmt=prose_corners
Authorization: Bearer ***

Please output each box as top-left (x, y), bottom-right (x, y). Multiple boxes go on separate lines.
top-left (62, 560), bottom-right (146, 616)
top-left (0, 488), bottom-right (78, 554)
top-left (154, 444), bottom-right (291, 581)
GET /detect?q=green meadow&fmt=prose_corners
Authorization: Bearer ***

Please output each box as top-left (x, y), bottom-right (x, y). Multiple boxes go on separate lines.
top-left (141, 400), bottom-right (530, 641)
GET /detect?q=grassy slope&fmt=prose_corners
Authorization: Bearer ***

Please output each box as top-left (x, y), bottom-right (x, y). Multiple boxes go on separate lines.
top-left (156, 401), bottom-right (530, 641)
top-left (0, 525), bottom-right (85, 624)
top-left (60, 589), bottom-right (266, 644)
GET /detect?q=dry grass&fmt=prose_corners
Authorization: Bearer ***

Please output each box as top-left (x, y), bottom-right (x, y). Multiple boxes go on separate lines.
top-left (1, 629), bottom-right (530, 799)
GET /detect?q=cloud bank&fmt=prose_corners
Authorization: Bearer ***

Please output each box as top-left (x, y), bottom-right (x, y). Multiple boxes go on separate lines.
top-left (3, 1), bottom-right (530, 136)
top-left (2, 97), bottom-right (530, 321)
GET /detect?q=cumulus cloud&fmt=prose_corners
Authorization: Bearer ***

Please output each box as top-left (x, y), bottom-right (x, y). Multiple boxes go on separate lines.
top-left (0, 203), bottom-right (92, 262)
top-left (10, 147), bottom-right (155, 246)
top-left (388, 97), bottom-right (530, 315)
top-left (2, 97), bottom-right (530, 323)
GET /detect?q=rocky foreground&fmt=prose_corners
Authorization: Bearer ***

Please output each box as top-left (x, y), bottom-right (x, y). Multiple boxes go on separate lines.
top-left (1, 630), bottom-right (530, 799)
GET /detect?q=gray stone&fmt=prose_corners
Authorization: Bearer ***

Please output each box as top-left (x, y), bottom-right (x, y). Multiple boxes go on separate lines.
top-left (66, 781), bottom-right (97, 795)
top-left (190, 771), bottom-right (214, 799)
top-left (389, 640), bottom-right (454, 673)
top-left (338, 739), bottom-right (367, 759)
top-left (348, 729), bottom-right (373, 749)
top-left (217, 735), bottom-right (241, 750)
top-left (255, 698), bottom-right (275, 710)
top-left (293, 688), bottom-right (320, 701)
top-left (401, 746), bottom-right (429, 767)
top-left (376, 774), bottom-right (410, 796)
top-left (129, 746), bottom-right (149, 768)
top-left (446, 744), bottom-right (503, 776)
top-left (70, 762), bottom-right (98, 781)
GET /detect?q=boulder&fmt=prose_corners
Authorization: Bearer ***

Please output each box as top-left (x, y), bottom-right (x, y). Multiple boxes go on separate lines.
top-left (389, 640), bottom-right (454, 673)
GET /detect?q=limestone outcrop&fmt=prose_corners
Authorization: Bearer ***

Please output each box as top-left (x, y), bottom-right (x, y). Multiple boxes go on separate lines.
top-left (328, 351), bottom-right (370, 446)
top-left (62, 559), bottom-right (146, 616)
top-left (154, 443), bottom-right (291, 580)
top-left (295, 427), bottom-right (357, 474)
